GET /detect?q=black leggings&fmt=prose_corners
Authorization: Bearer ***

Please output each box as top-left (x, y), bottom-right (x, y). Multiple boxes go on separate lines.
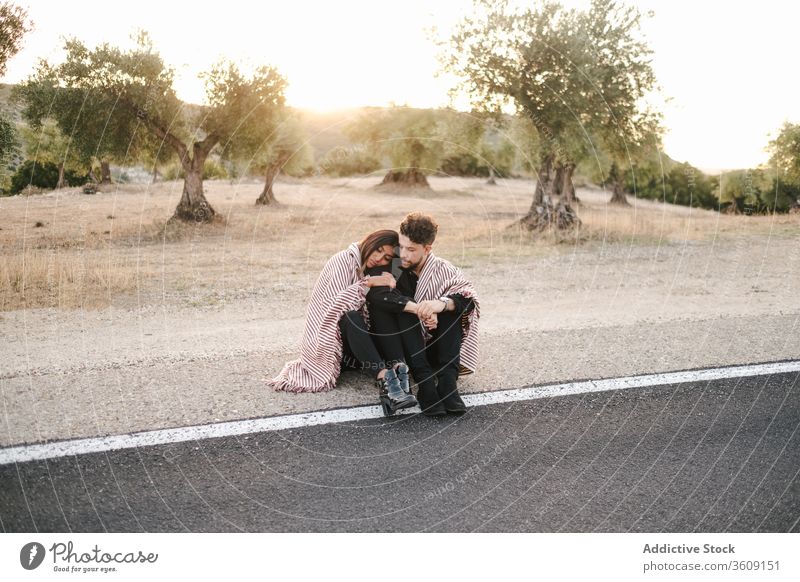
top-left (367, 307), bottom-right (464, 392)
top-left (338, 310), bottom-right (405, 379)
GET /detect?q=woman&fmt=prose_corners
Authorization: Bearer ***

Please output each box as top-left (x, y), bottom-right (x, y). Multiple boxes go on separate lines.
top-left (265, 230), bottom-right (418, 414)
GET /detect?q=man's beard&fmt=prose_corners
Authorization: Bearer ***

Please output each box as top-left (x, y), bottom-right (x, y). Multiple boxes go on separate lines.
top-left (402, 255), bottom-right (424, 271)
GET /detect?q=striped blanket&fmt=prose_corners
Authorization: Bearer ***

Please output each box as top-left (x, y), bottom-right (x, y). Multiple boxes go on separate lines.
top-left (265, 242), bottom-right (370, 393)
top-left (415, 253), bottom-right (481, 375)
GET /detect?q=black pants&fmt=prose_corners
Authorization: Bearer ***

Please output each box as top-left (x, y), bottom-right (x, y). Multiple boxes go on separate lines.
top-left (339, 310), bottom-right (405, 380)
top-left (367, 307), bottom-right (464, 394)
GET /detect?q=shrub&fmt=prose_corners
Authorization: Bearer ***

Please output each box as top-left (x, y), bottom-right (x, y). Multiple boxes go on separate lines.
top-left (8, 160), bottom-right (88, 194)
top-left (624, 161), bottom-right (719, 210)
top-left (202, 159), bottom-right (228, 179)
top-left (439, 152), bottom-right (512, 178)
top-left (10, 159), bottom-right (59, 193)
top-left (318, 146), bottom-right (381, 176)
top-left (161, 159), bottom-right (228, 180)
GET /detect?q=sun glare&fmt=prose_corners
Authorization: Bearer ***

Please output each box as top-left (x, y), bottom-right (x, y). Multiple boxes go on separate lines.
top-left (2, 0), bottom-right (798, 170)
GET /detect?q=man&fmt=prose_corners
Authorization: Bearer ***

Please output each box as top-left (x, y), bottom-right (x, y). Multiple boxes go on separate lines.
top-left (365, 212), bottom-right (480, 416)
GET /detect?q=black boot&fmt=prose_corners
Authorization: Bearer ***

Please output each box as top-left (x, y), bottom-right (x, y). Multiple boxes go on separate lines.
top-left (415, 377), bottom-right (447, 417)
top-left (437, 374), bottom-right (468, 415)
top-left (377, 367), bottom-right (418, 416)
top-left (395, 362), bottom-right (412, 396)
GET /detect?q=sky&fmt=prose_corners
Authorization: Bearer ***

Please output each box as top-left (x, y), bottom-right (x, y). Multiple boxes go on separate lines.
top-left (2, 0), bottom-right (799, 173)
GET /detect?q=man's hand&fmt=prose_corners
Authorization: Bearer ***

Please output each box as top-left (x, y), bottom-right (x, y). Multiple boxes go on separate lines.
top-left (415, 299), bottom-right (445, 320)
top-left (421, 313), bottom-right (438, 330)
top-left (366, 271), bottom-right (396, 289)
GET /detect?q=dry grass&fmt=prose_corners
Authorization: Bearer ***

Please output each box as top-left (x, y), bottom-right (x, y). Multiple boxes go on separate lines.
top-left (0, 248), bottom-right (140, 311)
top-left (1, 176), bottom-right (797, 311)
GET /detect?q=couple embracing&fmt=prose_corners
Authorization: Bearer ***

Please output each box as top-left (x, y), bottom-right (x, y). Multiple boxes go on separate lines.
top-left (265, 212), bottom-right (480, 417)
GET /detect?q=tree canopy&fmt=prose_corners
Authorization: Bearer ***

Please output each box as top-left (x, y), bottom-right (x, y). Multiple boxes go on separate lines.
top-left (14, 32), bottom-right (287, 221)
top-left (0, 1), bottom-right (31, 192)
top-left (768, 122), bottom-right (800, 188)
top-left (440, 0), bottom-right (663, 226)
top-left (0, 1), bottom-right (31, 76)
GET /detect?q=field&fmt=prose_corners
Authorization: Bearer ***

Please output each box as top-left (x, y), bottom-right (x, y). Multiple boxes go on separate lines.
top-left (1, 175), bottom-right (799, 447)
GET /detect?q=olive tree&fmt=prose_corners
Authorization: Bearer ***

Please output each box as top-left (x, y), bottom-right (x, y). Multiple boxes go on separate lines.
top-left (0, 1), bottom-right (30, 76)
top-left (0, 0), bottom-right (31, 187)
top-left (768, 122), bottom-right (800, 189)
top-left (15, 33), bottom-right (287, 222)
top-left (346, 106), bottom-right (447, 189)
top-left (440, 0), bottom-right (662, 229)
top-left (18, 120), bottom-right (86, 188)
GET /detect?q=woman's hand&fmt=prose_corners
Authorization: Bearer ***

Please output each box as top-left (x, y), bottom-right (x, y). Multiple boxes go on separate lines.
top-left (366, 272), bottom-right (396, 289)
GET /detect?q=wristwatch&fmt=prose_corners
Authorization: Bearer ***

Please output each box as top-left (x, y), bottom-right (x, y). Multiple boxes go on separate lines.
top-left (438, 296), bottom-right (450, 310)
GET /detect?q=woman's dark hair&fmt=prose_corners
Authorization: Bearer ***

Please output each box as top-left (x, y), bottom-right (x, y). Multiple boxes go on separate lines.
top-left (358, 229), bottom-right (398, 268)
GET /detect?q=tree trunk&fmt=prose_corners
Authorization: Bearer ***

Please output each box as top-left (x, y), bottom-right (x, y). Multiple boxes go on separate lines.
top-left (723, 201), bottom-right (741, 215)
top-left (100, 160), bottom-right (112, 184)
top-left (553, 161), bottom-right (580, 228)
top-left (56, 162), bottom-right (66, 189)
top-left (377, 168), bottom-right (430, 188)
top-left (609, 179), bottom-right (630, 205)
top-left (558, 162), bottom-right (577, 206)
top-left (133, 104), bottom-right (222, 223)
top-left (256, 162), bottom-right (281, 205)
top-left (553, 162), bottom-right (563, 198)
top-left (518, 154), bottom-right (580, 231)
top-left (531, 153), bottom-right (555, 206)
top-left (486, 166), bottom-right (497, 185)
top-left (170, 156), bottom-right (216, 223)
top-left (518, 154), bottom-right (554, 230)
top-left (608, 162), bottom-right (630, 205)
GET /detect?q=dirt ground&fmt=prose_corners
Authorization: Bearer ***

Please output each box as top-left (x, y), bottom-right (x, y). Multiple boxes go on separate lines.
top-left (1, 175), bottom-right (799, 447)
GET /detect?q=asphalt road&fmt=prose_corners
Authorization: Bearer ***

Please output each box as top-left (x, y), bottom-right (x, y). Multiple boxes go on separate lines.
top-left (1, 370), bottom-right (798, 532)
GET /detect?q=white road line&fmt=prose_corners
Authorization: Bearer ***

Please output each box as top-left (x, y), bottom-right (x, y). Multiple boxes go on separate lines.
top-left (1, 360), bottom-right (799, 466)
